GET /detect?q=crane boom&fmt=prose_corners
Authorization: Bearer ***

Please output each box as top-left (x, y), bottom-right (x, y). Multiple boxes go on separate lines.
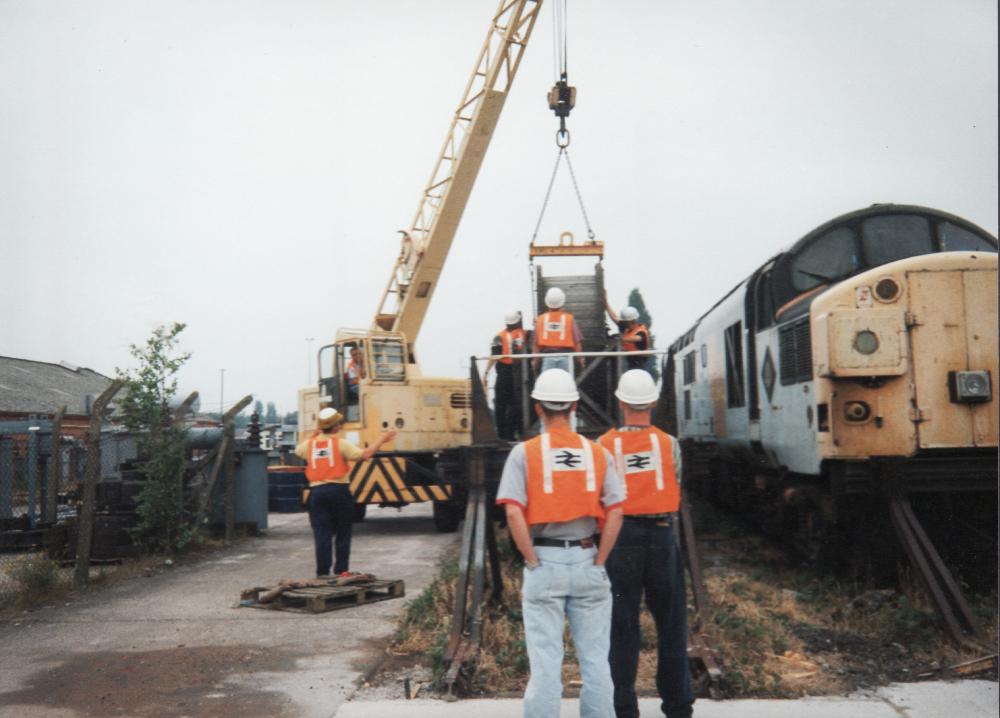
top-left (373, 0), bottom-right (543, 347)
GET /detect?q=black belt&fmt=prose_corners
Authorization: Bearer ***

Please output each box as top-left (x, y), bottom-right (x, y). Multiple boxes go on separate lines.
top-left (624, 513), bottom-right (676, 525)
top-left (533, 535), bottom-right (597, 549)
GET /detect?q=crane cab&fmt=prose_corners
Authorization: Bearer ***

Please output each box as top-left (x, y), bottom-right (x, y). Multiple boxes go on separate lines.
top-left (298, 329), bottom-right (472, 454)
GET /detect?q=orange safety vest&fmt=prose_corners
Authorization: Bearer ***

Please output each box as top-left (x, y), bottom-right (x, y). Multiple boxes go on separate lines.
top-left (305, 436), bottom-right (351, 485)
top-left (621, 323), bottom-right (650, 352)
top-left (598, 427), bottom-right (680, 514)
top-left (535, 311), bottom-right (576, 350)
top-left (523, 427), bottom-right (608, 525)
top-left (498, 327), bottom-right (526, 365)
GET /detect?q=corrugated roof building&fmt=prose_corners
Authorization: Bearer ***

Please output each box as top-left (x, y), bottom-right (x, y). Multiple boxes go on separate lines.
top-left (0, 356), bottom-right (113, 438)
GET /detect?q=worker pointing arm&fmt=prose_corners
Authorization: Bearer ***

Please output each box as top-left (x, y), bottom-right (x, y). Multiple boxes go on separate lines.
top-left (294, 408), bottom-right (396, 578)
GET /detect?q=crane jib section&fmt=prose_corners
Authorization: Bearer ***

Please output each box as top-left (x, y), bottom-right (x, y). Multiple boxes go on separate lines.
top-left (373, 0), bottom-right (543, 345)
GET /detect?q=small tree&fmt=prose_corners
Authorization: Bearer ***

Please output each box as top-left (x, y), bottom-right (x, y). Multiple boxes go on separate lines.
top-left (117, 322), bottom-right (195, 554)
top-left (627, 288), bottom-right (659, 381)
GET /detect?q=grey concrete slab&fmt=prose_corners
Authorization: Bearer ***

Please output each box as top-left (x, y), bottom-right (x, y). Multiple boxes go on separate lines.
top-left (0, 504), bottom-right (458, 718)
top-left (337, 681), bottom-right (998, 717)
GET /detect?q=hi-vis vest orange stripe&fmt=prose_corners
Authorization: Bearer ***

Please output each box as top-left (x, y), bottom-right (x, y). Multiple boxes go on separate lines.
top-left (598, 427), bottom-right (679, 514)
top-left (622, 323), bottom-right (650, 352)
top-left (499, 327), bottom-right (526, 365)
top-left (305, 436), bottom-right (351, 485)
top-left (535, 311), bottom-right (576, 350)
top-left (524, 428), bottom-right (607, 524)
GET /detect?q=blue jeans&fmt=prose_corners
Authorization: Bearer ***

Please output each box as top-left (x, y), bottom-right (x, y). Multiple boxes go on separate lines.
top-left (540, 354), bottom-right (570, 373)
top-left (307, 483), bottom-right (355, 575)
top-left (606, 519), bottom-right (693, 718)
top-left (522, 545), bottom-right (614, 718)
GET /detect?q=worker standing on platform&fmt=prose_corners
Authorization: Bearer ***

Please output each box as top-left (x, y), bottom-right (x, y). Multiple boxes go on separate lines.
top-left (605, 300), bottom-right (651, 371)
top-left (597, 370), bottom-right (693, 718)
top-left (346, 346), bottom-right (365, 402)
top-left (483, 310), bottom-right (527, 441)
top-left (533, 287), bottom-right (584, 375)
top-left (295, 407), bottom-right (396, 578)
top-left (497, 368), bottom-right (625, 718)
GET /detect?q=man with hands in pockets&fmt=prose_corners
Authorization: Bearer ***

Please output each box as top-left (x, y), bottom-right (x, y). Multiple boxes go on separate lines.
top-left (496, 368), bottom-right (625, 718)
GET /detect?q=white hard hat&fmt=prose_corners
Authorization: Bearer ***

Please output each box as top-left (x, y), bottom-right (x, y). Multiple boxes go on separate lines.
top-left (531, 368), bottom-right (579, 408)
top-left (544, 287), bottom-right (566, 309)
top-left (615, 369), bottom-right (659, 406)
top-left (504, 310), bottom-right (522, 325)
top-left (317, 407), bottom-right (344, 429)
top-left (620, 306), bottom-right (639, 321)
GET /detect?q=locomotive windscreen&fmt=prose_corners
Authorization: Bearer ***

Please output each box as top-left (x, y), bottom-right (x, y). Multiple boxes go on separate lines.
top-left (768, 208), bottom-right (997, 322)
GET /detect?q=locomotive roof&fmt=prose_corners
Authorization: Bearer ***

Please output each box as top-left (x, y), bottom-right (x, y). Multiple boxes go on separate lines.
top-left (669, 204), bottom-right (998, 354)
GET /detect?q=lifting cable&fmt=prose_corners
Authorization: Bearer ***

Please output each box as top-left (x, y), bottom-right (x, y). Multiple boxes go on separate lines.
top-left (530, 145), bottom-right (596, 243)
top-left (531, 0), bottom-right (595, 243)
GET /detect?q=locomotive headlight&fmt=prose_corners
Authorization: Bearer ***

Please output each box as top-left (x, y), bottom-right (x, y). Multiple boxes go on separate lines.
top-left (948, 370), bottom-right (992, 403)
top-left (874, 277), bottom-right (901, 302)
top-left (853, 330), bottom-right (879, 355)
top-left (843, 401), bottom-right (872, 422)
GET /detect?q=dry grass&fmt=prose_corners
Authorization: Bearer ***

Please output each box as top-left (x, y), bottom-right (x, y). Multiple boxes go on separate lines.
top-left (389, 511), bottom-right (998, 698)
top-left (696, 522), bottom-right (998, 697)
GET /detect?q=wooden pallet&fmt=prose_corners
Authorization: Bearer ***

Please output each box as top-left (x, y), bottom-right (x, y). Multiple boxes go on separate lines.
top-left (240, 578), bottom-right (405, 613)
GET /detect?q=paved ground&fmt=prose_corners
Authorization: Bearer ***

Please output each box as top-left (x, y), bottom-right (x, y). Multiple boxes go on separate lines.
top-left (1, 506), bottom-right (995, 718)
top-left (340, 680), bottom-right (998, 717)
top-left (0, 504), bottom-right (458, 718)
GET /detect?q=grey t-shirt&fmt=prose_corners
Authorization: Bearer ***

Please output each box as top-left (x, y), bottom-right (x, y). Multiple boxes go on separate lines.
top-left (496, 440), bottom-right (626, 540)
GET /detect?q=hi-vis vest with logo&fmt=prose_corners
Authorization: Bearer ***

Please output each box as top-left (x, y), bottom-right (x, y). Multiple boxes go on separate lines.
top-left (498, 327), bottom-right (526, 365)
top-left (598, 427), bottom-right (679, 514)
top-left (622, 323), bottom-right (650, 352)
top-left (523, 428), bottom-right (608, 524)
top-left (535, 311), bottom-right (576, 350)
top-left (305, 437), bottom-right (351, 485)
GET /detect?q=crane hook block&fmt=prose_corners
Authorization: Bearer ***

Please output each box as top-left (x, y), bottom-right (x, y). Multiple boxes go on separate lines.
top-left (547, 79), bottom-right (576, 119)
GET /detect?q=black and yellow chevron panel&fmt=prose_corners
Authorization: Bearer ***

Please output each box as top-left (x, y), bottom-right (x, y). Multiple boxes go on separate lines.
top-left (349, 456), bottom-right (451, 504)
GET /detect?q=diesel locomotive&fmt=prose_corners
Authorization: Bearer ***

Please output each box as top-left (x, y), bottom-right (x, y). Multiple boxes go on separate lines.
top-left (660, 205), bottom-right (997, 581)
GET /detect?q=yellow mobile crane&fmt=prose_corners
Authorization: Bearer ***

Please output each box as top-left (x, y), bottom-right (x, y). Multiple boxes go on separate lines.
top-left (298, 0), bottom-right (544, 531)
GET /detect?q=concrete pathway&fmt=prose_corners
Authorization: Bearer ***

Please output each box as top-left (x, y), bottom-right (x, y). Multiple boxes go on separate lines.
top-left (339, 680), bottom-right (998, 717)
top-left (0, 504), bottom-right (457, 718)
top-left (2, 506), bottom-right (995, 718)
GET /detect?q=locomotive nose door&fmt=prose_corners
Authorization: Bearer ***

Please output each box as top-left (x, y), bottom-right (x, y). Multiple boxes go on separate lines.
top-left (906, 266), bottom-right (998, 449)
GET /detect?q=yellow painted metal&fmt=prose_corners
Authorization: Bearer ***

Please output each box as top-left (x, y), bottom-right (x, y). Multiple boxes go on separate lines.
top-left (530, 230), bottom-right (604, 258)
top-left (298, 2), bottom-right (543, 506)
top-left (813, 252), bottom-right (998, 460)
top-left (374, 0), bottom-right (544, 346)
top-left (963, 268), bottom-right (999, 447)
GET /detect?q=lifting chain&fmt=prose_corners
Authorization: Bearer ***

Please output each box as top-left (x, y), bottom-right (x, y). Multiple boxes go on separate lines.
top-left (530, 145), bottom-right (596, 244)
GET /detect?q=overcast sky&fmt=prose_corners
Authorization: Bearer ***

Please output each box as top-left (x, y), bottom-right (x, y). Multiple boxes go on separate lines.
top-left (2, 0), bottom-right (997, 416)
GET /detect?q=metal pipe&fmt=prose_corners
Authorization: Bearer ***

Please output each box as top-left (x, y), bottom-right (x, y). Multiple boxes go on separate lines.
top-left (473, 348), bottom-right (668, 361)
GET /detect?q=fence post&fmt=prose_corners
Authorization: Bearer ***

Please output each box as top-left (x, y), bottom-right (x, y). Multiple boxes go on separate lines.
top-left (223, 396), bottom-right (252, 543)
top-left (0, 437), bottom-right (12, 519)
top-left (26, 427), bottom-right (40, 528)
top-left (74, 381), bottom-right (123, 587)
top-left (46, 406), bottom-right (67, 524)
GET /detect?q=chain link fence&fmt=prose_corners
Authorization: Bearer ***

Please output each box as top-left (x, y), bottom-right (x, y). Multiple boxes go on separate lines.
top-left (0, 421), bottom-right (138, 605)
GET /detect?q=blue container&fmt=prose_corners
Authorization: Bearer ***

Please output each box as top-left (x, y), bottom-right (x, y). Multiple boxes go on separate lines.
top-left (268, 467), bottom-right (308, 513)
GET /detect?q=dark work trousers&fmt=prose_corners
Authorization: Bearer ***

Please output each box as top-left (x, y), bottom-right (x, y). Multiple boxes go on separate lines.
top-left (606, 517), bottom-right (693, 718)
top-left (307, 482), bottom-right (355, 576)
top-left (494, 363), bottom-right (521, 441)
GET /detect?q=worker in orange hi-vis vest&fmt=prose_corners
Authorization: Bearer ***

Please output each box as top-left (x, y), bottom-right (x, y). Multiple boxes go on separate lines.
top-left (294, 407), bottom-right (396, 578)
top-left (597, 370), bottom-right (693, 718)
top-left (496, 368), bottom-right (625, 718)
top-left (483, 310), bottom-right (528, 441)
top-left (605, 298), bottom-right (652, 371)
top-left (533, 287), bottom-right (583, 375)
